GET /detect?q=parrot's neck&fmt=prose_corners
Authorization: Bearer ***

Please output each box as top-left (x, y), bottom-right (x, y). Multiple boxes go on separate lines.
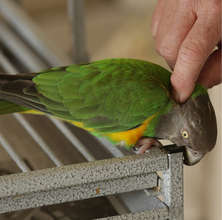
top-left (154, 101), bottom-right (179, 140)
top-left (143, 99), bottom-right (175, 138)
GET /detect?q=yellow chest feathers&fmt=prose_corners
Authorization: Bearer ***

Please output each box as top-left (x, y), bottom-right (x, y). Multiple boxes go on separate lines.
top-left (21, 110), bottom-right (155, 146)
top-left (105, 115), bottom-right (155, 146)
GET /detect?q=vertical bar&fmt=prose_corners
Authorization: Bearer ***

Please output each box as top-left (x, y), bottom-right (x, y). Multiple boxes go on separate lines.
top-left (0, 0), bottom-right (71, 66)
top-left (49, 118), bottom-right (95, 162)
top-left (0, 134), bottom-right (30, 172)
top-left (68, 0), bottom-right (89, 64)
top-left (14, 114), bottom-right (63, 167)
top-left (161, 152), bottom-right (184, 220)
top-left (0, 52), bottom-right (19, 73)
top-left (0, 21), bottom-right (47, 72)
top-left (97, 138), bottom-right (131, 158)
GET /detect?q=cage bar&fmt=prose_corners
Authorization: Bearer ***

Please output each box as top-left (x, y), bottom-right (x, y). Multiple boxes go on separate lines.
top-left (0, 134), bottom-right (30, 172)
top-left (0, 0), bottom-right (71, 66)
top-left (68, 0), bottom-right (89, 63)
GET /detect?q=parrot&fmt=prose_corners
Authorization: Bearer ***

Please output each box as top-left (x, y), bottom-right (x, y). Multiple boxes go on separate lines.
top-left (0, 58), bottom-right (217, 165)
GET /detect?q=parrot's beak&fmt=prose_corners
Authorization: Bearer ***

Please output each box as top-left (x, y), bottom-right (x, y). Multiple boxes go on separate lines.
top-left (183, 147), bottom-right (205, 166)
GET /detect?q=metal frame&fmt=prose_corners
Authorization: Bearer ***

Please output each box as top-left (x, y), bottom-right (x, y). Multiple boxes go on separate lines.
top-left (0, 148), bottom-right (165, 213)
top-left (0, 0), bottom-right (184, 219)
top-left (0, 148), bottom-right (183, 220)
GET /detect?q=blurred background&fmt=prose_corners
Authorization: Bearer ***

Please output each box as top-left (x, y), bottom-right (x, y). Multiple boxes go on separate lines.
top-left (0, 0), bottom-right (221, 219)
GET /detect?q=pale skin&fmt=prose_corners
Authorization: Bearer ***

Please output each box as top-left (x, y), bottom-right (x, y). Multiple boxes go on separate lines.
top-left (152, 0), bottom-right (221, 103)
top-left (135, 0), bottom-right (221, 153)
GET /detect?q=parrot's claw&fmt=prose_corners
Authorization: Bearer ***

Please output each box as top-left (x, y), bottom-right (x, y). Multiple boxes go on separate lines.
top-left (133, 137), bottom-right (162, 154)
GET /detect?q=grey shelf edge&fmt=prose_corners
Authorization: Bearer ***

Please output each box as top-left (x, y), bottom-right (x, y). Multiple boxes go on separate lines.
top-left (0, 148), bottom-right (167, 213)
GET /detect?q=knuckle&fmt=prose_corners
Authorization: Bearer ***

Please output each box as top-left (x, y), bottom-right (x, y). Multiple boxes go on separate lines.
top-left (156, 43), bottom-right (176, 61)
top-left (179, 41), bottom-right (204, 64)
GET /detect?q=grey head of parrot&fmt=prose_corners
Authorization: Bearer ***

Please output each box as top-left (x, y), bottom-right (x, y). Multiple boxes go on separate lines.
top-left (155, 94), bottom-right (217, 165)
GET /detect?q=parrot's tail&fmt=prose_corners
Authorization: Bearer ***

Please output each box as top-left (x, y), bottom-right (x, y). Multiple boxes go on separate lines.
top-left (0, 73), bottom-right (48, 115)
top-left (0, 99), bottom-right (28, 115)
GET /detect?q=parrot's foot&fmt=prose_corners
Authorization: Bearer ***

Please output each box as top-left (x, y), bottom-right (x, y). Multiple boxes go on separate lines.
top-left (133, 137), bottom-right (162, 154)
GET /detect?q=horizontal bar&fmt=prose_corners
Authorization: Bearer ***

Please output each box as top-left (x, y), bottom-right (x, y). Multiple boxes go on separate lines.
top-left (0, 148), bottom-right (167, 198)
top-left (0, 173), bottom-right (156, 213)
top-left (97, 208), bottom-right (169, 220)
top-left (0, 148), bottom-right (167, 213)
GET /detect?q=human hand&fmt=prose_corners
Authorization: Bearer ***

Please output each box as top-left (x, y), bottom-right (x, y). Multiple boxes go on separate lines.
top-left (152, 0), bottom-right (221, 103)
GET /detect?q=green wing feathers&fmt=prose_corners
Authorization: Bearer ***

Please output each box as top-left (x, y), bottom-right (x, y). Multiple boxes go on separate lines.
top-left (33, 58), bottom-right (172, 132)
top-left (0, 59), bottom-right (172, 134)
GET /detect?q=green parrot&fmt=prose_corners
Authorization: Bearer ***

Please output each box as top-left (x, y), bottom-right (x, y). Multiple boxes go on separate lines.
top-left (0, 58), bottom-right (217, 165)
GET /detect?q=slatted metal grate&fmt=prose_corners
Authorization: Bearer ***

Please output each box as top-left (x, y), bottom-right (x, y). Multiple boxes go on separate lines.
top-left (0, 1), bottom-right (184, 219)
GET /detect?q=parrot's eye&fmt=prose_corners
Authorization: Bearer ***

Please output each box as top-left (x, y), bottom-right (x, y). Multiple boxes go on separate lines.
top-left (182, 130), bottom-right (189, 139)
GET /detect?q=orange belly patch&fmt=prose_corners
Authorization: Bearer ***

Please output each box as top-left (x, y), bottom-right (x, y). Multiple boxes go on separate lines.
top-left (105, 115), bottom-right (156, 146)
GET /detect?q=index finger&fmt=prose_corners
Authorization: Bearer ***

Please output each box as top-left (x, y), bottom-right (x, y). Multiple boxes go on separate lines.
top-left (171, 12), bottom-right (221, 103)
